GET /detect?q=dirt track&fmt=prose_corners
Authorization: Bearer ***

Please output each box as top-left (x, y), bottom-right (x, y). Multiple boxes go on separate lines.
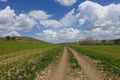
top-left (69, 48), bottom-right (104, 80)
top-left (36, 47), bottom-right (105, 80)
top-left (47, 47), bottom-right (68, 80)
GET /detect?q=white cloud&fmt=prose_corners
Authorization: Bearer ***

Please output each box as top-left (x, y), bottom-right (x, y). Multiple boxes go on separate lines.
top-left (58, 28), bottom-right (81, 43)
top-left (29, 10), bottom-right (61, 28)
top-left (78, 16), bottom-right (87, 25)
top-left (36, 1), bottom-right (120, 43)
top-left (40, 20), bottom-right (61, 28)
top-left (74, 1), bottom-right (120, 40)
top-left (60, 9), bottom-right (78, 27)
top-left (78, 1), bottom-right (120, 29)
top-left (0, 31), bottom-right (21, 37)
top-left (0, 0), bottom-right (7, 2)
top-left (5, 31), bottom-right (21, 37)
top-left (1, 1), bottom-right (120, 43)
top-left (39, 9), bottom-right (77, 28)
top-left (0, 6), bottom-right (16, 31)
top-left (29, 10), bottom-right (52, 20)
top-left (36, 30), bottom-right (57, 42)
top-left (36, 27), bottom-right (118, 43)
top-left (14, 14), bottom-right (36, 31)
top-left (0, 6), bottom-right (37, 37)
top-left (36, 28), bottom-right (81, 43)
top-left (55, 0), bottom-right (77, 6)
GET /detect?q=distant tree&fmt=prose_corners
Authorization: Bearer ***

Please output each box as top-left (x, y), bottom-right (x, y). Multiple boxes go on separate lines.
top-left (6, 36), bottom-right (11, 41)
top-left (102, 40), bottom-right (106, 44)
top-left (11, 36), bottom-right (16, 41)
top-left (79, 37), bottom-right (94, 45)
top-left (114, 39), bottom-right (120, 45)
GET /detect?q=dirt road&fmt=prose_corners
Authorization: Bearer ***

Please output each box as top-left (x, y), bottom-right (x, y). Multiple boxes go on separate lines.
top-left (47, 47), bottom-right (68, 80)
top-left (69, 48), bottom-right (104, 80)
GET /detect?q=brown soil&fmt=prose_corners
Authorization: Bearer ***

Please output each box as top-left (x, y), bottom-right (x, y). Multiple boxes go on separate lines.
top-left (47, 47), bottom-right (68, 80)
top-left (35, 63), bottom-right (56, 80)
top-left (35, 52), bottom-right (61, 80)
top-left (69, 48), bottom-right (104, 80)
top-left (65, 63), bottom-right (88, 80)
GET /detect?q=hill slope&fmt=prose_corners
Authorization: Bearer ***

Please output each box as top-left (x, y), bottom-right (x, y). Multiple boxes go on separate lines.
top-left (0, 36), bottom-right (52, 54)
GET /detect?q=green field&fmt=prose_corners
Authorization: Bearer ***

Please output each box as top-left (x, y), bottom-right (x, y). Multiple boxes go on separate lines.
top-left (1, 37), bottom-right (120, 79)
top-left (0, 40), bottom-right (63, 80)
top-left (0, 40), bottom-right (51, 54)
top-left (71, 45), bottom-right (120, 75)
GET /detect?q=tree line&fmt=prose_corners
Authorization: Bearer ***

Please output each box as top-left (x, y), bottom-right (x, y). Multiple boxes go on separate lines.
top-left (67, 38), bottom-right (120, 45)
top-left (5, 36), bottom-right (18, 41)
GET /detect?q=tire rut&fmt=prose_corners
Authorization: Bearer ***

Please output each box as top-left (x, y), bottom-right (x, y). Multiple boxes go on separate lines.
top-left (69, 48), bottom-right (104, 80)
top-left (47, 47), bottom-right (68, 80)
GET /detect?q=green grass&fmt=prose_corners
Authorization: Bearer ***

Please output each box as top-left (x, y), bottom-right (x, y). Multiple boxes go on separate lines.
top-left (67, 48), bottom-right (80, 69)
top-left (0, 40), bottom-right (63, 80)
top-left (0, 41), bottom-right (52, 55)
top-left (71, 45), bottom-right (120, 75)
top-left (1, 47), bottom-right (63, 80)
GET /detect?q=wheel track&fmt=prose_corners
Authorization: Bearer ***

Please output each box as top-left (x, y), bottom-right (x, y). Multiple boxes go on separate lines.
top-left (69, 47), bottom-right (104, 80)
top-left (47, 47), bottom-right (68, 80)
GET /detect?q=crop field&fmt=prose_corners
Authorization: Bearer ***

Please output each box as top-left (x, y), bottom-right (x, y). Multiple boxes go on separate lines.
top-left (71, 45), bottom-right (120, 77)
top-left (0, 39), bottom-right (120, 80)
top-left (0, 41), bottom-right (63, 80)
top-left (0, 41), bottom-right (53, 54)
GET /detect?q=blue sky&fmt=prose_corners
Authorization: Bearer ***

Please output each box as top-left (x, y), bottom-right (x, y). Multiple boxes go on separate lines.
top-left (0, 0), bottom-right (120, 43)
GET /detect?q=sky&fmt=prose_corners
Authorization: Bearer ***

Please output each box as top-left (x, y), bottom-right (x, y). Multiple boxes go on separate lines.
top-left (0, 0), bottom-right (120, 43)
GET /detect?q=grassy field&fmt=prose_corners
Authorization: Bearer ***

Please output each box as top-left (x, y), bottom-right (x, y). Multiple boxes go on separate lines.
top-left (0, 40), bottom-right (51, 54)
top-left (1, 37), bottom-right (120, 79)
top-left (71, 45), bottom-right (120, 76)
top-left (0, 39), bottom-right (63, 80)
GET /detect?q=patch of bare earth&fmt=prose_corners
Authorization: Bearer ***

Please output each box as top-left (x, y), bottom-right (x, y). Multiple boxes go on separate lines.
top-left (65, 63), bottom-right (88, 80)
top-left (47, 47), bottom-right (68, 80)
top-left (35, 62), bottom-right (57, 80)
top-left (35, 53), bottom-right (61, 80)
top-left (69, 48), bottom-right (104, 80)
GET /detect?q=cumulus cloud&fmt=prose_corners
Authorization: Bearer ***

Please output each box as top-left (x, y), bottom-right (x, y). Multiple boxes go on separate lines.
top-left (76, 1), bottom-right (120, 40)
top-left (1, 1), bottom-right (120, 43)
top-left (36, 27), bottom-right (120, 43)
top-left (36, 30), bottom-right (57, 42)
top-left (0, 6), bottom-right (77, 34)
top-left (0, 6), bottom-right (21, 37)
top-left (39, 9), bottom-right (78, 28)
top-left (78, 1), bottom-right (120, 29)
top-left (14, 14), bottom-right (36, 31)
top-left (40, 20), bottom-right (61, 28)
top-left (60, 9), bottom-right (78, 27)
top-left (0, 31), bottom-right (21, 37)
top-left (0, 6), bottom-right (51, 37)
top-left (0, 6), bottom-right (16, 31)
top-left (36, 1), bottom-right (120, 43)
top-left (29, 10), bottom-right (52, 20)
top-left (55, 0), bottom-right (77, 6)
top-left (36, 28), bottom-right (81, 43)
